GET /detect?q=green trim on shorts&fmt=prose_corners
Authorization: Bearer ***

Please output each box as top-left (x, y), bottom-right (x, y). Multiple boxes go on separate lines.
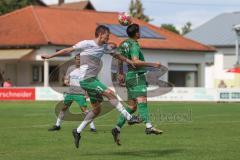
top-left (63, 93), bottom-right (87, 107)
top-left (80, 77), bottom-right (108, 103)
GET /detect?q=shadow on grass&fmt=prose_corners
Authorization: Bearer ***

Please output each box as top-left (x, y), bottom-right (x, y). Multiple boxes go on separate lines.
top-left (81, 148), bottom-right (184, 158)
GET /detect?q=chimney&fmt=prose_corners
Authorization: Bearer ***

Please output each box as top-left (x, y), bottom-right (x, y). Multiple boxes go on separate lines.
top-left (58, 0), bottom-right (64, 5)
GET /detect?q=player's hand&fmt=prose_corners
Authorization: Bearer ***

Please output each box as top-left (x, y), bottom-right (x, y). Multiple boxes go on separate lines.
top-left (127, 59), bottom-right (136, 68)
top-left (41, 54), bottom-right (51, 59)
top-left (130, 61), bottom-right (136, 68)
top-left (153, 62), bottom-right (161, 68)
top-left (108, 42), bottom-right (117, 49)
top-left (118, 74), bottom-right (125, 83)
top-left (64, 79), bottom-right (70, 86)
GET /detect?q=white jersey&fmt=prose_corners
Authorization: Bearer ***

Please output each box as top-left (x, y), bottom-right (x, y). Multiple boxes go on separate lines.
top-left (73, 40), bottom-right (115, 80)
top-left (65, 65), bottom-right (85, 94)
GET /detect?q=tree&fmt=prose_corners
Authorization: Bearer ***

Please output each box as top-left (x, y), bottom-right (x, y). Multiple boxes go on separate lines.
top-left (0, 0), bottom-right (44, 15)
top-left (129, 0), bottom-right (151, 22)
top-left (161, 24), bottom-right (180, 34)
top-left (181, 22), bottom-right (192, 35)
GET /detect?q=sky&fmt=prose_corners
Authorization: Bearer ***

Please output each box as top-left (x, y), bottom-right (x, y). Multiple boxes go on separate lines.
top-left (42, 0), bottom-right (240, 30)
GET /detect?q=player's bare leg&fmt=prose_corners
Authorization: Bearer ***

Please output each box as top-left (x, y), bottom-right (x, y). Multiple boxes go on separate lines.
top-left (102, 89), bottom-right (142, 124)
top-left (48, 105), bottom-right (69, 131)
top-left (73, 102), bottom-right (101, 148)
top-left (81, 107), bottom-right (97, 132)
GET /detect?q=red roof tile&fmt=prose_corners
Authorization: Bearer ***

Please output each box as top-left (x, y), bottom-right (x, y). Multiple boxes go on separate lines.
top-left (0, 6), bottom-right (215, 52)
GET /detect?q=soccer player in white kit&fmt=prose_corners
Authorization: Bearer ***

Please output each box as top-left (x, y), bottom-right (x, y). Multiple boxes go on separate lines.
top-left (48, 55), bottom-right (96, 132)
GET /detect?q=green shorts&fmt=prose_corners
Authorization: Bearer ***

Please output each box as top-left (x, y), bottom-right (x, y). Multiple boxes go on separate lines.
top-left (63, 93), bottom-right (87, 108)
top-left (80, 77), bottom-right (108, 104)
top-left (125, 72), bottom-right (147, 100)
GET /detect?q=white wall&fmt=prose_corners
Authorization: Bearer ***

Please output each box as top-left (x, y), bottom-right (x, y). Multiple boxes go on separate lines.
top-left (214, 52), bottom-right (235, 79)
top-left (203, 44), bottom-right (240, 88)
top-left (205, 64), bottom-right (214, 88)
top-left (16, 62), bottom-right (32, 86)
top-left (217, 47), bottom-right (238, 68)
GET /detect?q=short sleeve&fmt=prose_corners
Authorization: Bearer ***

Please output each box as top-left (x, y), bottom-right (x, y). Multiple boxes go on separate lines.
top-left (129, 44), bottom-right (140, 59)
top-left (72, 40), bottom-right (87, 51)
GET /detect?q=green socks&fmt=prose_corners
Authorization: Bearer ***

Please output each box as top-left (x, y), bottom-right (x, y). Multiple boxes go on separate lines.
top-left (116, 102), bottom-right (151, 129)
top-left (116, 107), bottom-right (135, 128)
top-left (137, 102), bottom-right (150, 123)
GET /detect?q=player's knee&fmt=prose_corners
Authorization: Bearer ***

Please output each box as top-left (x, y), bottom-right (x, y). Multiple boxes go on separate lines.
top-left (91, 102), bottom-right (101, 115)
top-left (61, 106), bottom-right (69, 111)
top-left (93, 106), bottom-right (101, 116)
top-left (103, 89), bottom-right (116, 99)
top-left (81, 107), bottom-right (87, 113)
top-left (137, 97), bottom-right (147, 103)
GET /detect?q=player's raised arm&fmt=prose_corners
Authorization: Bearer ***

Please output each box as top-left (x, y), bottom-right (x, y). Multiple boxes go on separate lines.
top-left (41, 47), bottom-right (75, 59)
top-left (106, 42), bottom-right (135, 68)
top-left (111, 53), bottom-right (136, 68)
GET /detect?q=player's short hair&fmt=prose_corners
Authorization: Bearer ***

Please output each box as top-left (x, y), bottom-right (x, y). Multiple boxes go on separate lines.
top-left (127, 23), bottom-right (140, 38)
top-left (75, 54), bottom-right (80, 59)
top-left (95, 25), bottom-right (110, 38)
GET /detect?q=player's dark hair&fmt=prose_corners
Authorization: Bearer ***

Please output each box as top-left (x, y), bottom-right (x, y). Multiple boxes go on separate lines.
top-left (95, 25), bottom-right (110, 38)
top-left (75, 54), bottom-right (80, 59)
top-left (127, 23), bottom-right (140, 38)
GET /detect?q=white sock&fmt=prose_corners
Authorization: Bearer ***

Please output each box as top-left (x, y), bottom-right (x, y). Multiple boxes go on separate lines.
top-left (116, 125), bottom-right (121, 131)
top-left (109, 99), bottom-right (132, 120)
top-left (146, 122), bottom-right (153, 129)
top-left (55, 111), bottom-right (65, 127)
top-left (77, 120), bottom-right (89, 133)
top-left (55, 118), bottom-right (61, 127)
top-left (77, 110), bottom-right (95, 133)
top-left (89, 121), bottom-right (96, 129)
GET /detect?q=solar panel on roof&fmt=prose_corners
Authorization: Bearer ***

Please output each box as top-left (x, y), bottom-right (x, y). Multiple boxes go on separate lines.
top-left (103, 24), bottom-right (165, 39)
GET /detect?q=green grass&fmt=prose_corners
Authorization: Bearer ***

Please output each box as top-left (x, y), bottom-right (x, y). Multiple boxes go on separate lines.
top-left (0, 101), bottom-right (240, 160)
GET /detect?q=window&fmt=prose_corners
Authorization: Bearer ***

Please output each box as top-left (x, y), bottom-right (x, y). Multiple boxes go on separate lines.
top-left (168, 71), bottom-right (198, 87)
top-left (32, 66), bottom-right (39, 82)
top-left (49, 66), bottom-right (59, 82)
top-left (32, 65), bottom-right (43, 82)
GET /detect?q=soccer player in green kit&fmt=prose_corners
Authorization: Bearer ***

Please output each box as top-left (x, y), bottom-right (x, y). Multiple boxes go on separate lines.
top-left (112, 23), bottom-right (163, 145)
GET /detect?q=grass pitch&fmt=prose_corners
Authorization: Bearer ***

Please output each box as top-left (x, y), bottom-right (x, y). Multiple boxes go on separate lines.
top-left (0, 101), bottom-right (239, 160)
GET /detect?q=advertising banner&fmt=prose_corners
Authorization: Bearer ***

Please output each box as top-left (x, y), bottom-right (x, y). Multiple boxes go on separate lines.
top-left (0, 88), bottom-right (35, 100)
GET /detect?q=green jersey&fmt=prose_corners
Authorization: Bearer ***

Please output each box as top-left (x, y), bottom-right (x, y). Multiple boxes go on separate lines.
top-left (118, 38), bottom-right (146, 73)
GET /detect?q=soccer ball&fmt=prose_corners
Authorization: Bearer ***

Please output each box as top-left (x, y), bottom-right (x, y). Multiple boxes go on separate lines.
top-left (118, 12), bottom-right (132, 26)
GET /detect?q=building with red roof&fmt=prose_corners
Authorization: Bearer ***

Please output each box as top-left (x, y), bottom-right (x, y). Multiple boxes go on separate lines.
top-left (0, 6), bottom-right (215, 87)
top-left (50, 0), bottom-right (95, 10)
